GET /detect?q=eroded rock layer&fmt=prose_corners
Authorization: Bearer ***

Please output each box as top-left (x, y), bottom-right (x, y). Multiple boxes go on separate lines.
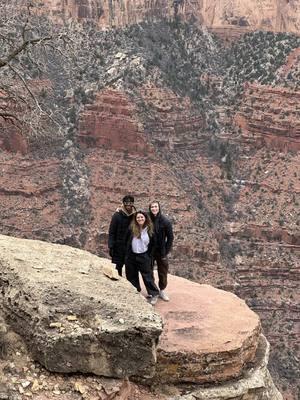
top-left (176, 336), bottom-right (282, 400)
top-left (42, 0), bottom-right (300, 35)
top-left (78, 89), bottom-right (154, 155)
top-left (235, 84), bottom-right (300, 151)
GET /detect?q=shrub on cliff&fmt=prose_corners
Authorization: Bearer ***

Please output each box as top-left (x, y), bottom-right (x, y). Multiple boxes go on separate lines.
top-left (0, 0), bottom-right (99, 145)
top-left (224, 31), bottom-right (300, 87)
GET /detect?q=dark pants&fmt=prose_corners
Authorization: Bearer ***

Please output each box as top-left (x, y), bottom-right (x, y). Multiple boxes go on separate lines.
top-left (115, 264), bottom-right (123, 277)
top-left (125, 252), bottom-right (159, 296)
top-left (153, 253), bottom-right (169, 290)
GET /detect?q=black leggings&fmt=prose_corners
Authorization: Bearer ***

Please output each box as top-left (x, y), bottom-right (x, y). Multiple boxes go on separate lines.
top-left (125, 252), bottom-right (159, 296)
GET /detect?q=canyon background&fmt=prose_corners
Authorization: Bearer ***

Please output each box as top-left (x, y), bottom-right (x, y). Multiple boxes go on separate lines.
top-left (0, 0), bottom-right (299, 399)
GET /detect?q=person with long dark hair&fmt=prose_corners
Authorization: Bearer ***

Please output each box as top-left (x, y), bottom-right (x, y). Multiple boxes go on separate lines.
top-left (149, 201), bottom-right (174, 301)
top-left (125, 210), bottom-right (160, 305)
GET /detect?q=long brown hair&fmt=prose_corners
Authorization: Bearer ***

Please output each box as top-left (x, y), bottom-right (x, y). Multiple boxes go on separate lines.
top-left (130, 210), bottom-right (153, 238)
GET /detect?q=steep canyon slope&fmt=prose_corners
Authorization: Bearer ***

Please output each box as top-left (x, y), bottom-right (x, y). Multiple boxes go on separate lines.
top-left (0, 6), bottom-right (299, 400)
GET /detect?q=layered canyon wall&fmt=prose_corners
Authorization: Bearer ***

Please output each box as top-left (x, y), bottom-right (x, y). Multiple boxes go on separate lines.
top-left (42, 0), bottom-right (300, 35)
top-left (0, 9), bottom-right (299, 400)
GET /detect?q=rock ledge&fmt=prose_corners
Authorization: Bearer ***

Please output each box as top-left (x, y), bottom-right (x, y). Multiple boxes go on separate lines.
top-left (153, 274), bottom-right (261, 384)
top-left (0, 235), bottom-right (162, 379)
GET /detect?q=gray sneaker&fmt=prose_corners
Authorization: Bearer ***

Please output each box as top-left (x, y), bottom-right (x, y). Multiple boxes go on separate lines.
top-left (150, 295), bottom-right (159, 306)
top-left (159, 290), bottom-right (170, 302)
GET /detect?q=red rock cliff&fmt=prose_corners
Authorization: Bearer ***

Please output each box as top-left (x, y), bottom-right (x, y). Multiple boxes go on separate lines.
top-left (42, 0), bottom-right (300, 35)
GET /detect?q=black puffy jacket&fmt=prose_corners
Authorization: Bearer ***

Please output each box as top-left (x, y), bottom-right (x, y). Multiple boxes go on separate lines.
top-left (108, 208), bottom-right (135, 265)
top-left (150, 213), bottom-right (174, 257)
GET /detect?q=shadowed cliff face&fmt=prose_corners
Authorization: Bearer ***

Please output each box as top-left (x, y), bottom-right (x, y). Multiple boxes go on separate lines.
top-left (42, 0), bottom-right (300, 36)
top-left (0, 18), bottom-right (299, 399)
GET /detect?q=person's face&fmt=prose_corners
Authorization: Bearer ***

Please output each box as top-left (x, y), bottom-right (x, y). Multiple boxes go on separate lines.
top-left (136, 213), bottom-right (146, 227)
top-left (150, 202), bottom-right (160, 216)
top-left (123, 201), bottom-right (134, 213)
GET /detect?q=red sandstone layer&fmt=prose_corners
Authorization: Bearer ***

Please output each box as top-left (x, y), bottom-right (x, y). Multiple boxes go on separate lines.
top-left (235, 84), bottom-right (300, 152)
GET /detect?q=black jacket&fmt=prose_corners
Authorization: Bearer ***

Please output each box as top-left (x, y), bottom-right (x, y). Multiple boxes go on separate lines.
top-left (108, 207), bottom-right (135, 265)
top-left (150, 213), bottom-right (174, 257)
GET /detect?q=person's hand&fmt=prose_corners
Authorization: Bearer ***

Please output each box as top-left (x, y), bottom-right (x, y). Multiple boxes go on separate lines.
top-left (109, 248), bottom-right (113, 258)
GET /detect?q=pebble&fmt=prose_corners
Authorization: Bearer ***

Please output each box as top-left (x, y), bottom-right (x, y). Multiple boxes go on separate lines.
top-left (66, 315), bottom-right (77, 321)
top-left (31, 380), bottom-right (40, 392)
top-left (49, 322), bottom-right (62, 329)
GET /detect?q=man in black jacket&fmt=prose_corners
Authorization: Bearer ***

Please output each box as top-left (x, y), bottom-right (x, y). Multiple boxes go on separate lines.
top-left (108, 195), bottom-right (135, 276)
top-left (149, 201), bottom-right (174, 301)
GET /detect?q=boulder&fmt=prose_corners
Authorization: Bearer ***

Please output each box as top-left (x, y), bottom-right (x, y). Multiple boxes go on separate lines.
top-left (153, 275), bottom-right (261, 384)
top-left (0, 234), bottom-right (162, 378)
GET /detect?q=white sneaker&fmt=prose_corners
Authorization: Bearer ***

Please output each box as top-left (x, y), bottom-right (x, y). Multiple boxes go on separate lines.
top-left (150, 295), bottom-right (159, 306)
top-left (159, 290), bottom-right (170, 302)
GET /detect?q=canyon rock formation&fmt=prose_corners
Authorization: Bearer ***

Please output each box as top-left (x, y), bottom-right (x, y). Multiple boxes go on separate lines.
top-left (0, 234), bottom-right (281, 400)
top-left (42, 0), bottom-right (300, 36)
top-left (0, 4), bottom-right (299, 400)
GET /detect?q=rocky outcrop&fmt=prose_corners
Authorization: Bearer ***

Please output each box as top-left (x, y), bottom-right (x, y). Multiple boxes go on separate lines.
top-left (0, 234), bottom-right (281, 400)
top-left (0, 155), bottom-right (66, 241)
top-left (140, 83), bottom-right (206, 151)
top-left (42, 0), bottom-right (300, 35)
top-left (78, 89), bottom-right (153, 154)
top-left (175, 336), bottom-right (282, 400)
top-left (154, 275), bottom-right (261, 384)
top-left (0, 234), bottom-right (162, 378)
top-left (235, 83), bottom-right (300, 151)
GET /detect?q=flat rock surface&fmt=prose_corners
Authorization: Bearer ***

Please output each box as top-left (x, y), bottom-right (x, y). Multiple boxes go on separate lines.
top-left (0, 235), bottom-right (162, 379)
top-left (153, 274), bottom-right (261, 383)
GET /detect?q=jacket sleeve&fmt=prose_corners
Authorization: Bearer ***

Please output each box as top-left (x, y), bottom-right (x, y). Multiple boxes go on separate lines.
top-left (124, 228), bottom-right (133, 258)
top-left (108, 213), bottom-right (118, 249)
top-left (165, 220), bottom-right (174, 255)
top-left (147, 233), bottom-right (155, 257)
